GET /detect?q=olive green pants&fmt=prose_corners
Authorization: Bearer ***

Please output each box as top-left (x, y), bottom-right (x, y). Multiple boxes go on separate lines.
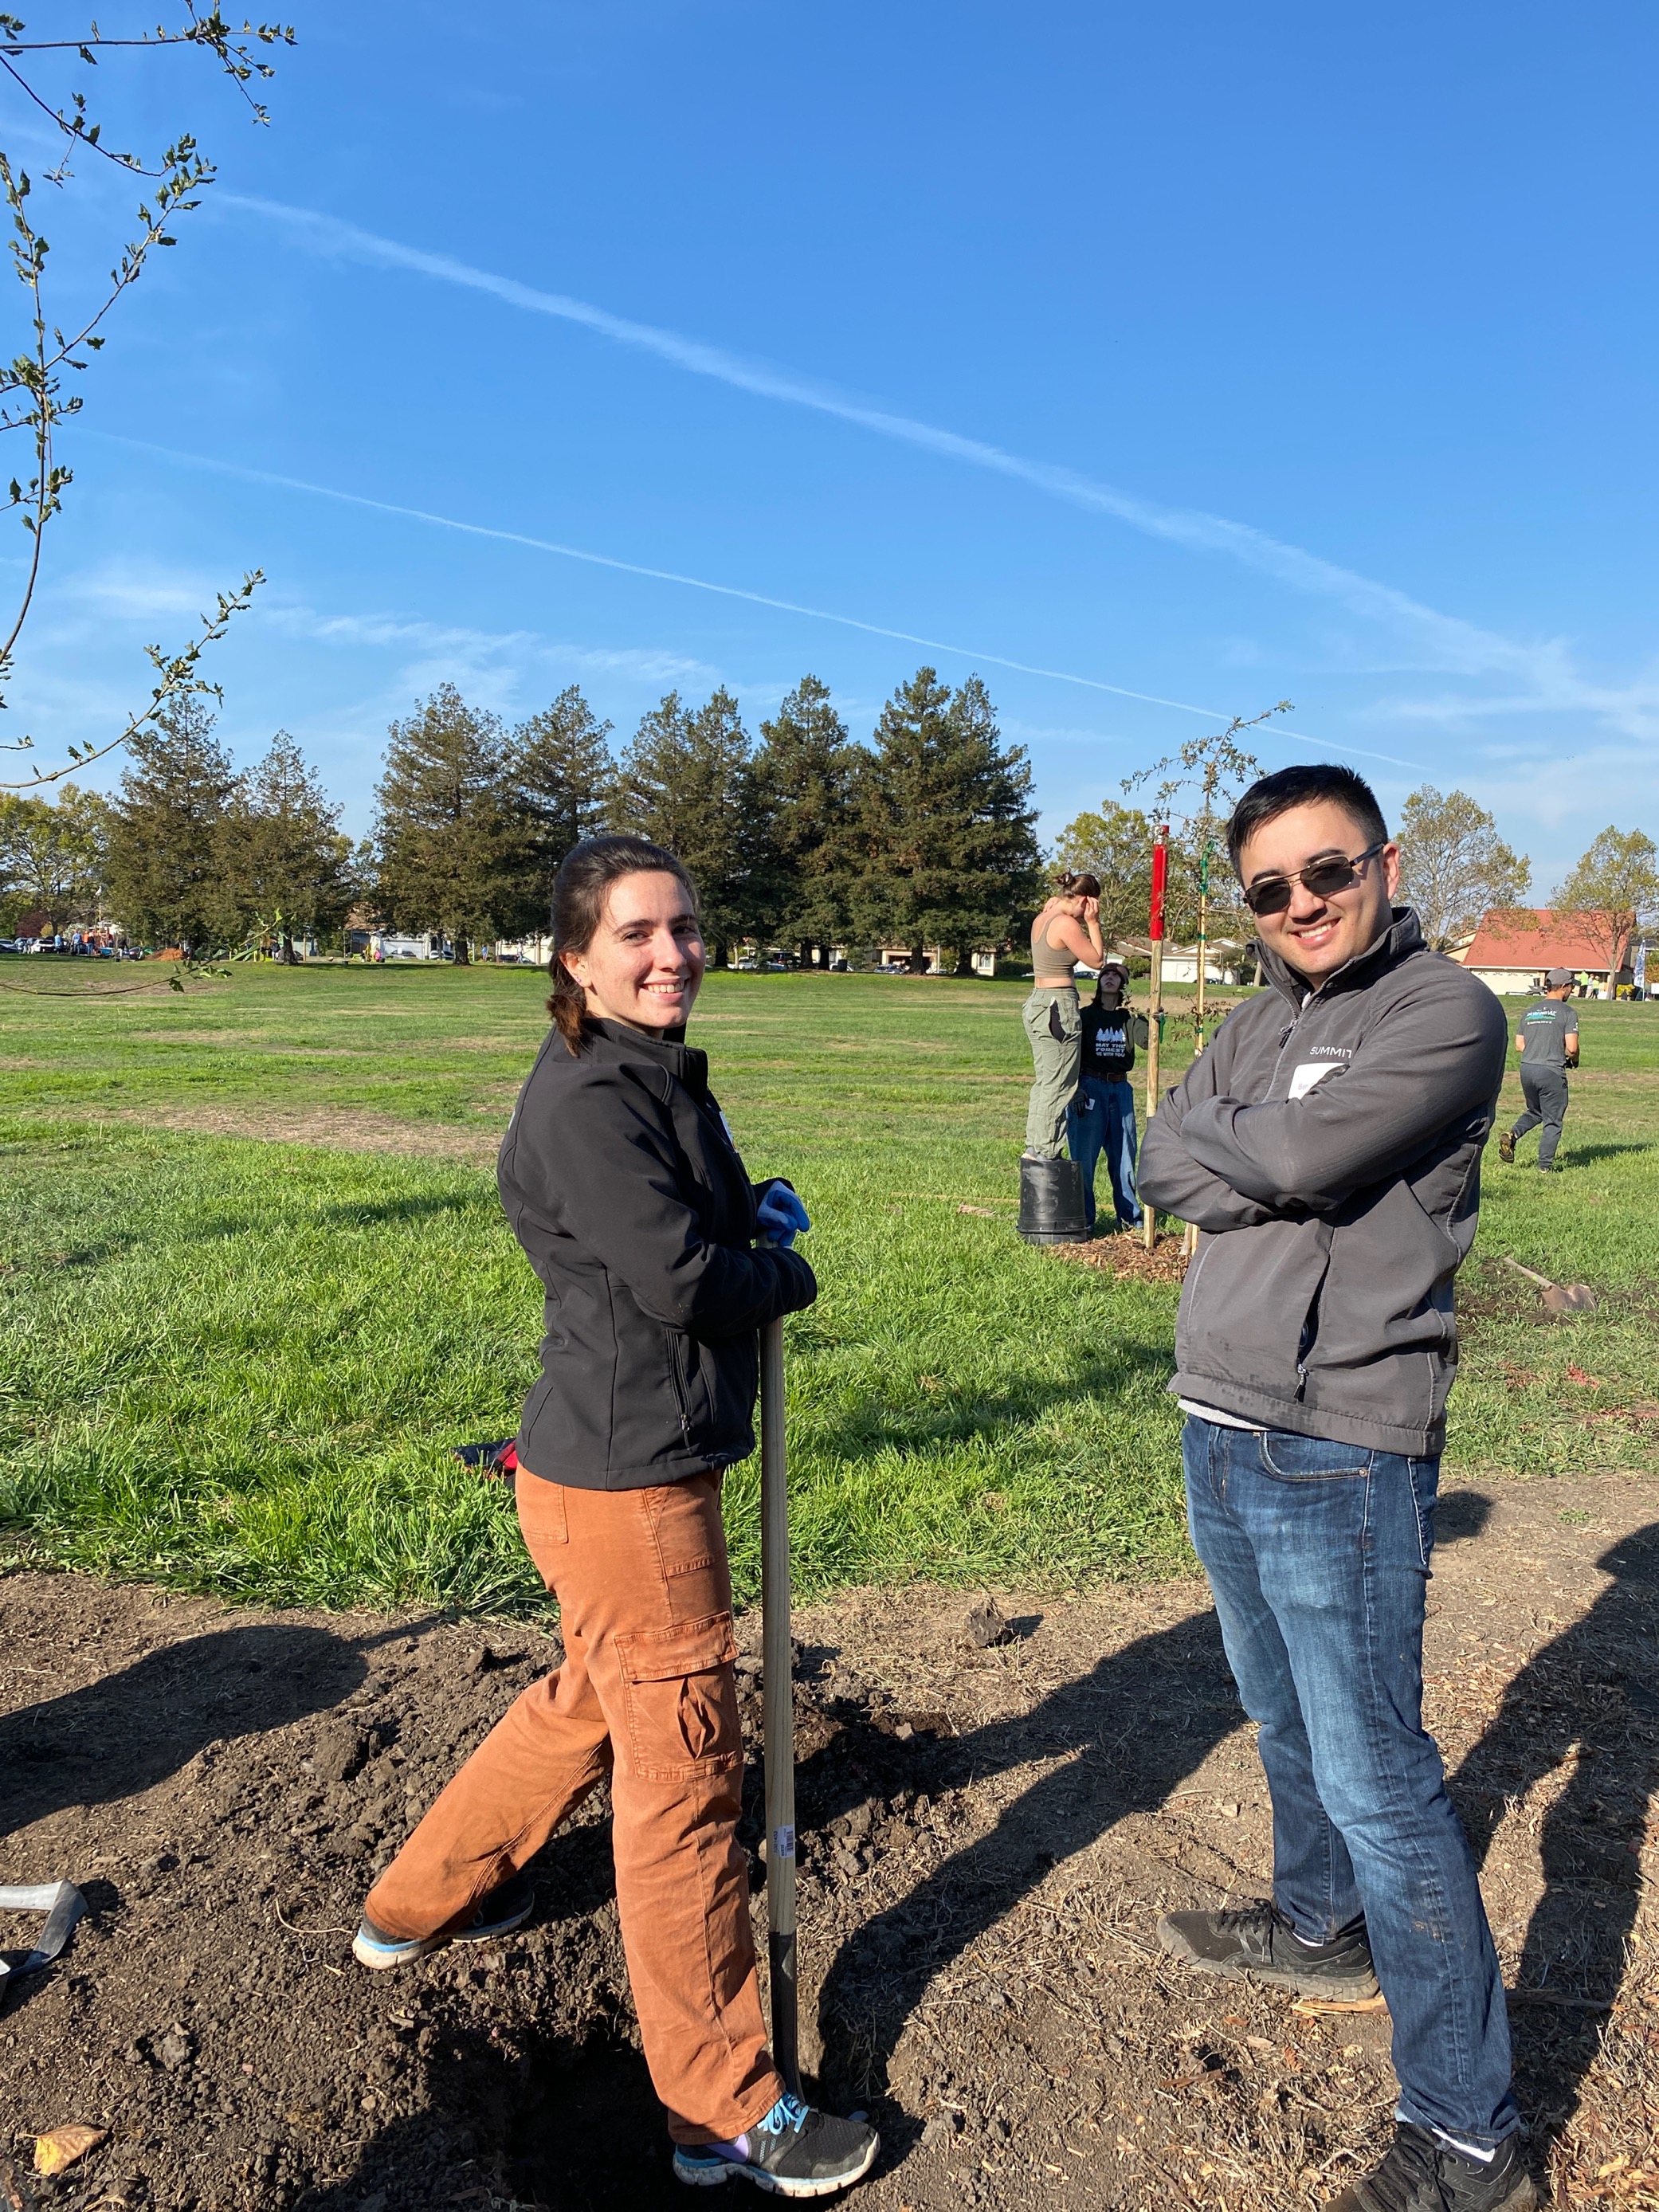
top-left (1022, 984), bottom-right (1081, 1157)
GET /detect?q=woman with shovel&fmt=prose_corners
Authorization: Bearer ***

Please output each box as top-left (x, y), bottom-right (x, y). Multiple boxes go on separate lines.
top-left (352, 834), bottom-right (878, 2199)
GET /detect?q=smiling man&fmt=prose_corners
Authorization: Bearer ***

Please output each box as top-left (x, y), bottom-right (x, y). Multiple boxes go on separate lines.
top-left (1137, 767), bottom-right (1528, 2212)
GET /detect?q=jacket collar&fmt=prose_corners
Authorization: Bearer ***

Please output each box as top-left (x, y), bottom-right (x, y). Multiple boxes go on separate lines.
top-left (1256, 905), bottom-right (1426, 1010)
top-left (586, 1017), bottom-right (710, 1103)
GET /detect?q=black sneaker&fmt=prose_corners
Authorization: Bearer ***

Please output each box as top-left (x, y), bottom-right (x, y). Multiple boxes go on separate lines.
top-left (1497, 1130), bottom-right (1516, 1164)
top-left (672, 2093), bottom-right (878, 2196)
top-left (351, 1874), bottom-right (536, 1970)
top-left (1325, 2123), bottom-right (1536, 2210)
top-left (1157, 1900), bottom-right (1379, 2000)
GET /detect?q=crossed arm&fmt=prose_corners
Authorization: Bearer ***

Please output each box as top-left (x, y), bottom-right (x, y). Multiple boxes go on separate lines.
top-left (1139, 984), bottom-right (1509, 1230)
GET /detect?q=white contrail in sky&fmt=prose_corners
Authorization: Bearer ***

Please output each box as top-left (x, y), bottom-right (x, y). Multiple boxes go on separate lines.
top-left (97, 430), bottom-right (1434, 771)
top-left (93, 432), bottom-right (1217, 716)
top-left (223, 193), bottom-right (1571, 694)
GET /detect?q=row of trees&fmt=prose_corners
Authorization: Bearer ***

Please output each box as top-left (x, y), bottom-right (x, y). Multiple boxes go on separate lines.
top-left (0, 716), bottom-right (355, 963)
top-left (375, 667), bottom-right (1043, 969)
top-left (9, 674), bottom-right (1655, 973)
top-left (4, 667), bottom-right (1046, 971)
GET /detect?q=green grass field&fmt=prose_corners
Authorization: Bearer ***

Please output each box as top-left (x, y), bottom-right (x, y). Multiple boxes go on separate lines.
top-left (2, 963), bottom-right (1655, 1613)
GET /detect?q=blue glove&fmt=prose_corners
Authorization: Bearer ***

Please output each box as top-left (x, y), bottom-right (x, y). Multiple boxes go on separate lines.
top-left (755, 1183), bottom-right (810, 1248)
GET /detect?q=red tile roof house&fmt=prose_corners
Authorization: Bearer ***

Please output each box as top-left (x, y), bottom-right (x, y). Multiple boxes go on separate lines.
top-left (1455, 908), bottom-right (1631, 996)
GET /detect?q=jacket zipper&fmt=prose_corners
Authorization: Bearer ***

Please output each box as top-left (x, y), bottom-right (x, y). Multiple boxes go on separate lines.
top-left (1293, 1233), bottom-right (1335, 1400)
top-left (669, 1335), bottom-right (694, 1437)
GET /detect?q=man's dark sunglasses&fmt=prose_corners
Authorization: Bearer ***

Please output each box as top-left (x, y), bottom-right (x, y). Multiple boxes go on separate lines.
top-left (1242, 840), bottom-right (1387, 917)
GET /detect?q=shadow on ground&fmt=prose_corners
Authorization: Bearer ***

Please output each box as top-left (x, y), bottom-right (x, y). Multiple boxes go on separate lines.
top-left (1449, 1521), bottom-right (1659, 2154)
top-left (0, 1624), bottom-right (371, 1840)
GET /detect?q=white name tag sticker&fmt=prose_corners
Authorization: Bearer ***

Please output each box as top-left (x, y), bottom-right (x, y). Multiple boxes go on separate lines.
top-left (1288, 1061), bottom-right (1338, 1100)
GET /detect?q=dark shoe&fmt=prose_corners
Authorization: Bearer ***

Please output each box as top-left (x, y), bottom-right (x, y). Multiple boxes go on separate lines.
top-left (1535, 1162), bottom-right (1559, 1173)
top-left (453, 1437), bottom-right (519, 1481)
top-left (1325, 2123), bottom-right (1535, 2210)
top-left (1497, 1130), bottom-right (1516, 1164)
top-left (352, 1874), bottom-right (535, 1970)
top-left (1158, 1900), bottom-right (1379, 2000)
top-left (673, 2094), bottom-right (879, 2195)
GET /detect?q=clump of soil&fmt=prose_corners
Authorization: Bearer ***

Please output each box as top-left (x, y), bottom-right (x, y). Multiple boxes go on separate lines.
top-left (3, 1473), bottom-right (1657, 2210)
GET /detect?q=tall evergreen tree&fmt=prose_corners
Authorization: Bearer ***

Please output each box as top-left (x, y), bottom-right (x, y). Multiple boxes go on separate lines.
top-left (755, 675), bottom-right (859, 966)
top-left (373, 684), bottom-right (519, 963)
top-left (104, 696), bottom-right (236, 955)
top-left (610, 688), bottom-right (768, 963)
top-left (508, 686), bottom-right (614, 934)
top-left (219, 731), bottom-right (355, 961)
top-left (852, 669), bottom-right (1041, 974)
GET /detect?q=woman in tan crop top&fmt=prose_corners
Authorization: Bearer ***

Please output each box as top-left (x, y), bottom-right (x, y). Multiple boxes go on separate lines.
top-left (1022, 869), bottom-right (1103, 1159)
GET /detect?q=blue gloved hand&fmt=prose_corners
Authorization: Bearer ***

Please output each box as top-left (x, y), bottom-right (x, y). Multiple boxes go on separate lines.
top-left (755, 1183), bottom-right (811, 1248)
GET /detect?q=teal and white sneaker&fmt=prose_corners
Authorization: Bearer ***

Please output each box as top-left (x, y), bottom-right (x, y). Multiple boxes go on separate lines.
top-left (673, 2094), bottom-right (878, 2196)
top-left (351, 1875), bottom-right (535, 1970)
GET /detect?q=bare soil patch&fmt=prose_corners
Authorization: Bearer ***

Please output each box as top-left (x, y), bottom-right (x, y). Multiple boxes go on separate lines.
top-left (3, 1476), bottom-right (1657, 2211)
top-left (101, 1108), bottom-right (502, 1166)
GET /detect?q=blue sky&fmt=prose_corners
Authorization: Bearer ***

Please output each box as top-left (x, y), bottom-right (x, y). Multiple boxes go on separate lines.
top-left (12, 2), bottom-right (1659, 891)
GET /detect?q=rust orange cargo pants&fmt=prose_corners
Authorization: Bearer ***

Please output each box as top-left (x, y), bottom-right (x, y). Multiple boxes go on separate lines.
top-left (364, 1470), bottom-right (782, 2146)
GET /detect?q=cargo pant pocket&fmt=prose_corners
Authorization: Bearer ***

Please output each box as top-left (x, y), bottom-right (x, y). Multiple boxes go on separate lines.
top-left (614, 1611), bottom-right (741, 1781)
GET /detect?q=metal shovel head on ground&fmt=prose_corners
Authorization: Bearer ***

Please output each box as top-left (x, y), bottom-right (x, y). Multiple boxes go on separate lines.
top-left (0, 1881), bottom-right (86, 2002)
top-left (1500, 1256), bottom-right (1597, 1314)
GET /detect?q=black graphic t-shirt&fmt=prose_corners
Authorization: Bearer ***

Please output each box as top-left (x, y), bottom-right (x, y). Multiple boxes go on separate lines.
top-left (1080, 1002), bottom-right (1149, 1079)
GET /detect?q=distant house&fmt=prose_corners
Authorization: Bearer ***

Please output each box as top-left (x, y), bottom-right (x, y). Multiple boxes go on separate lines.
top-left (345, 924), bottom-right (447, 961)
top-left (1106, 935), bottom-right (1251, 985)
top-left (875, 943), bottom-right (998, 975)
top-left (1455, 909), bottom-right (1630, 997)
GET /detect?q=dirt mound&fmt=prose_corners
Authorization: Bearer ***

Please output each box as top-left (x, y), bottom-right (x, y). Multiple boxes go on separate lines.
top-left (2, 1475), bottom-right (1657, 2210)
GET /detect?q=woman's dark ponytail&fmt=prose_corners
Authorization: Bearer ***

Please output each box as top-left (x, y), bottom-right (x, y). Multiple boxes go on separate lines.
top-left (547, 949), bottom-right (589, 1054)
top-left (1055, 868), bottom-right (1101, 900)
top-left (546, 835), bottom-right (700, 1054)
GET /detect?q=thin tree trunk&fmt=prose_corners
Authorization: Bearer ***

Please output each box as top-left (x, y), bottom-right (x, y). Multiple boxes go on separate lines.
top-left (454, 936), bottom-right (470, 966)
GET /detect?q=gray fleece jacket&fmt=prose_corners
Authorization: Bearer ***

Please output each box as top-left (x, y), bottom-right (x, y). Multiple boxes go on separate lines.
top-left (1138, 908), bottom-right (1508, 1457)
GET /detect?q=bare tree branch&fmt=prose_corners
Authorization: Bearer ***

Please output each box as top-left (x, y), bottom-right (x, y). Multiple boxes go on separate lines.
top-left (0, 10), bottom-right (288, 787)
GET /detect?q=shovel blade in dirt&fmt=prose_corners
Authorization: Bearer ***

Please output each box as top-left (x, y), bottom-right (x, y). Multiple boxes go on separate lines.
top-left (1542, 1283), bottom-right (1597, 1314)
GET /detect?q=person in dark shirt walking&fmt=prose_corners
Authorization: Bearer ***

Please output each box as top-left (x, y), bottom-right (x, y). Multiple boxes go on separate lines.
top-left (1498, 969), bottom-right (1579, 1171)
top-left (1065, 963), bottom-right (1149, 1231)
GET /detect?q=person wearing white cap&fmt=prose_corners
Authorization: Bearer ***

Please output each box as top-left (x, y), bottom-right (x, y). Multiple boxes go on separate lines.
top-left (1498, 969), bottom-right (1579, 1171)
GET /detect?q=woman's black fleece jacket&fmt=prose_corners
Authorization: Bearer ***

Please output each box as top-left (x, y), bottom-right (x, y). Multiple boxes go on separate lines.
top-left (497, 1017), bottom-right (816, 1489)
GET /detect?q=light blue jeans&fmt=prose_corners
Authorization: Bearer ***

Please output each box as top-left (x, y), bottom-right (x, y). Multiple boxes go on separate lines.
top-left (1182, 1415), bottom-right (1517, 2150)
top-left (1065, 1076), bottom-right (1139, 1229)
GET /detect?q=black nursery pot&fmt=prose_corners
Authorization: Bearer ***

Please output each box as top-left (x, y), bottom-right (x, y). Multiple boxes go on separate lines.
top-left (1016, 1154), bottom-right (1089, 1245)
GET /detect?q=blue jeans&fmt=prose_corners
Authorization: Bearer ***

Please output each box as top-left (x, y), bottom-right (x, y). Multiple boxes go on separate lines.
top-left (1066, 1077), bottom-right (1139, 1229)
top-left (1182, 1416), bottom-right (1517, 2149)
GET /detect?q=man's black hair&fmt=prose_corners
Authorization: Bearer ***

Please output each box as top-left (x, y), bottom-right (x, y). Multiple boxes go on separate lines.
top-left (1226, 763), bottom-right (1389, 876)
